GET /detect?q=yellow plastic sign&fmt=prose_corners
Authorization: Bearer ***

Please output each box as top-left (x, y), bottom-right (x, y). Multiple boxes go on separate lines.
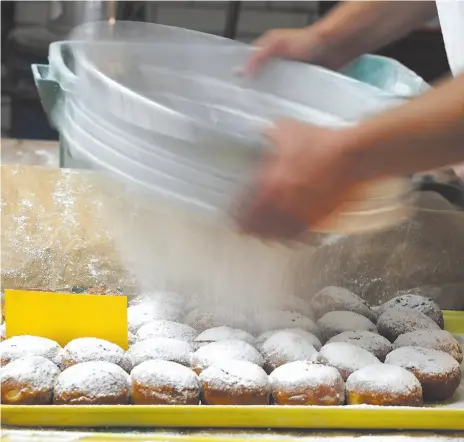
top-left (4, 289), bottom-right (128, 350)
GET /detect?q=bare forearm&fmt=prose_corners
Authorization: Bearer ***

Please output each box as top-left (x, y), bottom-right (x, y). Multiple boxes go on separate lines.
top-left (313, 1), bottom-right (437, 68)
top-left (345, 74), bottom-right (464, 181)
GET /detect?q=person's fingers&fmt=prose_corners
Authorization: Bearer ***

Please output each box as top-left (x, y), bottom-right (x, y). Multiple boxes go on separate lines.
top-left (243, 34), bottom-right (282, 76)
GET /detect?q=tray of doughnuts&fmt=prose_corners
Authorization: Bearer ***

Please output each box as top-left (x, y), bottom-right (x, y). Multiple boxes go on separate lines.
top-left (1, 286), bottom-right (463, 430)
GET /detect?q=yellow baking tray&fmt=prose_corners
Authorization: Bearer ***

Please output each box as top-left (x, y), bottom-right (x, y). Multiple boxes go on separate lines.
top-left (2, 311), bottom-right (463, 431)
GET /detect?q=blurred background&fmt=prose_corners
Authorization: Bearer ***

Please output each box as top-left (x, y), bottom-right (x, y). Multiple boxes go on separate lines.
top-left (0, 0), bottom-right (449, 141)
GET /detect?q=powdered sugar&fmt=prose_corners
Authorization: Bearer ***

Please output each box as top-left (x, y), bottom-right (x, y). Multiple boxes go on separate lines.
top-left (128, 337), bottom-right (193, 368)
top-left (199, 359), bottom-right (269, 392)
top-left (377, 307), bottom-right (441, 342)
top-left (327, 330), bottom-right (392, 361)
top-left (131, 359), bottom-right (200, 390)
top-left (136, 320), bottom-right (197, 343)
top-left (385, 346), bottom-right (461, 376)
top-left (318, 311), bottom-right (378, 341)
top-left (191, 339), bottom-right (264, 373)
top-left (0, 323), bottom-right (6, 341)
top-left (129, 291), bottom-right (185, 310)
top-left (184, 309), bottom-right (248, 333)
top-left (393, 329), bottom-right (463, 363)
top-left (269, 361), bottom-right (345, 401)
top-left (253, 310), bottom-right (321, 338)
top-left (317, 342), bottom-right (381, 381)
top-left (61, 337), bottom-right (132, 372)
top-left (378, 293), bottom-right (444, 328)
top-left (1, 356), bottom-right (60, 396)
top-left (54, 361), bottom-right (130, 404)
top-left (0, 335), bottom-right (62, 366)
top-left (346, 363), bottom-right (422, 396)
top-left (127, 301), bottom-right (183, 334)
top-left (256, 328), bottom-right (322, 351)
top-left (261, 331), bottom-right (318, 372)
top-left (309, 286), bottom-right (376, 322)
top-left (194, 326), bottom-right (255, 349)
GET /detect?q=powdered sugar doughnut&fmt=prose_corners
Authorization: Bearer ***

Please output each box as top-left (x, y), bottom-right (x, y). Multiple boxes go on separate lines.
top-left (60, 337), bottom-right (132, 372)
top-left (309, 286), bottom-right (376, 322)
top-left (327, 331), bottom-right (393, 361)
top-left (260, 331), bottom-right (318, 373)
top-left (1, 356), bottom-right (60, 405)
top-left (199, 359), bottom-right (270, 405)
top-left (254, 310), bottom-right (321, 338)
top-left (191, 340), bottom-right (264, 374)
top-left (394, 329), bottom-right (462, 363)
top-left (128, 302), bottom-right (183, 334)
top-left (129, 291), bottom-right (185, 310)
top-left (377, 293), bottom-right (444, 329)
top-left (193, 326), bottom-right (256, 350)
top-left (316, 342), bottom-right (381, 381)
top-left (377, 307), bottom-right (440, 342)
top-left (269, 361), bottom-right (345, 406)
top-left (0, 323), bottom-right (6, 342)
top-left (385, 346), bottom-right (461, 401)
top-left (136, 320), bottom-right (197, 343)
top-left (128, 331), bottom-right (137, 347)
top-left (131, 360), bottom-right (200, 405)
top-left (256, 329), bottom-right (322, 352)
top-left (54, 361), bottom-right (130, 405)
top-left (184, 309), bottom-right (248, 333)
top-left (0, 335), bottom-right (62, 367)
top-left (346, 364), bottom-right (423, 407)
top-left (128, 337), bottom-right (193, 368)
top-left (318, 311), bottom-right (378, 342)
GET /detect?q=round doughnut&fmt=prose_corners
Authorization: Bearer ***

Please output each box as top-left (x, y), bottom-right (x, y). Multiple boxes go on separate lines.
top-left (129, 291), bottom-right (185, 309)
top-left (0, 335), bottom-right (62, 367)
top-left (60, 337), bottom-right (131, 372)
top-left (385, 346), bottom-right (461, 401)
top-left (309, 286), bottom-right (376, 322)
top-left (128, 331), bottom-right (137, 347)
top-left (184, 309), bottom-right (248, 333)
top-left (256, 329), bottom-right (322, 352)
top-left (191, 340), bottom-right (264, 374)
top-left (346, 364), bottom-right (423, 407)
top-left (377, 307), bottom-right (440, 342)
top-left (1, 356), bottom-right (60, 405)
top-left (377, 293), bottom-right (444, 328)
top-left (269, 361), bottom-right (345, 406)
top-left (131, 360), bottom-right (201, 405)
top-left (127, 301), bottom-right (183, 334)
top-left (128, 337), bottom-right (193, 369)
top-left (394, 329), bottom-right (462, 363)
top-left (316, 342), bottom-right (381, 381)
top-left (54, 361), bottom-right (130, 405)
top-left (317, 311), bottom-right (378, 342)
top-left (254, 310), bottom-right (321, 338)
top-left (327, 331), bottom-right (393, 362)
top-left (260, 331), bottom-right (318, 373)
top-left (199, 359), bottom-right (270, 405)
top-left (193, 326), bottom-right (256, 350)
top-left (0, 323), bottom-right (6, 342)
top-left (136, 320), bottom-right (197, 343)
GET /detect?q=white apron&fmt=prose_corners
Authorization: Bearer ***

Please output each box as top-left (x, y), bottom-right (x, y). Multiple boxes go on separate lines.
top-left (436, 0), bottom-right (464, 76)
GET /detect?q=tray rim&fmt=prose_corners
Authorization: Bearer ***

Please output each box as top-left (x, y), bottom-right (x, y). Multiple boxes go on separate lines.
top-left (2, 404), bottom-right (464, 430)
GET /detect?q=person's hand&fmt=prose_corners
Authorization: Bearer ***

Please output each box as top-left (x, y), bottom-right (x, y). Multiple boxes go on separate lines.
top-left (236, 120), bottom-right (363, 239)
top-left (243, 27), bottom-right (345, 76)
